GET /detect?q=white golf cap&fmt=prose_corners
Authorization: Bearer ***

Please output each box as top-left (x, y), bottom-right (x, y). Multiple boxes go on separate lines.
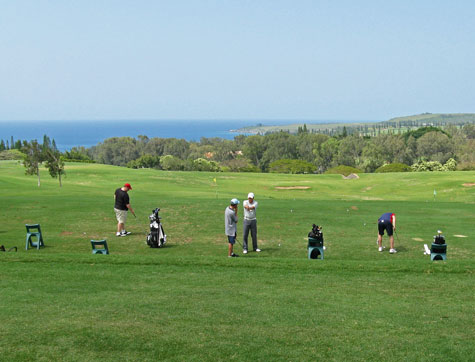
top-left (248, 192), bottom-right (254, 199)
top-left (230, 198), bottom-right (240, 205)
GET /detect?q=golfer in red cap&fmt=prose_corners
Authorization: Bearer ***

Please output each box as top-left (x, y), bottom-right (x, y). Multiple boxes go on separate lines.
top-left (114, 183), bottom-right (136, 236)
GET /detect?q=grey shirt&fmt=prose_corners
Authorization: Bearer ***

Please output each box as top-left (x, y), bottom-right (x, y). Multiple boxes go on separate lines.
top-left (225, 207), bottom-right (238, 236)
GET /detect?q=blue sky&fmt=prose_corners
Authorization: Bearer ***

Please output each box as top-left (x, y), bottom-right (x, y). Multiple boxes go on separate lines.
top-left (1, 0), bottom-right (474, 121)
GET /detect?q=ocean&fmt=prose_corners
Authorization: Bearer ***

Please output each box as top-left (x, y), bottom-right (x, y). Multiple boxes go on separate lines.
top-left (0, 119), bottom-right (367, 151)
top-left (0, 120), bottom-right (275, 151)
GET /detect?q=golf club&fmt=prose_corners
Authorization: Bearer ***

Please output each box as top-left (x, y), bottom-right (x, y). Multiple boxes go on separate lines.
top-left (235, 238), bottom-right (243, 249)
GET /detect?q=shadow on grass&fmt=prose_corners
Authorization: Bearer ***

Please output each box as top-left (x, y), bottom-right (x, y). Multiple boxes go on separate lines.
top-left (147, 244), bottom-right (178, 250)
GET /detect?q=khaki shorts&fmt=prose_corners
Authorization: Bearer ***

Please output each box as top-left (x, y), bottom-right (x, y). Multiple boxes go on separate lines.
top-left (114, 208), bottom-right (128, 223)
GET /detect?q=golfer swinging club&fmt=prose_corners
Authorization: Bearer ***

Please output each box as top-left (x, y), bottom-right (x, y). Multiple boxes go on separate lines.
top-left (114, 183), bottom-right (136, 237)
top-left (242, 192), bottom-right (261, 253)
top-left (377, 212), bottom-right (397, 253)
top-left (225, 198), bottom-right (240, 257)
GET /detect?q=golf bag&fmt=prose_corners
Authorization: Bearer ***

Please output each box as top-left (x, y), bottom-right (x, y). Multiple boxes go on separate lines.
top-left (308, 224), bottom-right (323, 240)
top-left (308, 224), bottom-right (324, 247)
top-left (433, 233), bottom-right (446, 245)
top-left (146, 208), bottom-right (167, 248)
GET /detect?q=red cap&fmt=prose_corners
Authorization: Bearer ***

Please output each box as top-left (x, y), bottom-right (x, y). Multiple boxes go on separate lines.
top-left (124, 183), bottom-right (132, 190)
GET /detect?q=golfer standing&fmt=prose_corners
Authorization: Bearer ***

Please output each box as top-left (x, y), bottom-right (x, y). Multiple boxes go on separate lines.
top-left (242, 192), bottom-right (260, 253)
top-left (114, 183), bottom-right (135, 237)
top-left (377, 212), bottom-right (397, 253)
top-left (225, 198), bottom-right (240, 257)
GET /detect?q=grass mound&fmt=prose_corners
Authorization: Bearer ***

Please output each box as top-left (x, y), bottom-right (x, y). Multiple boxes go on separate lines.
top-left (324, 165), bottom-right (362, 176)
top-left (375, 162), bottom-right (412, 173)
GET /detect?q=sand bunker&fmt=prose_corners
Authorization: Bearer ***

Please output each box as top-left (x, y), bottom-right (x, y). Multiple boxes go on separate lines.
top-left (412, 238), bottom-right (424, 241)
top-left (275, 186), bottom-right (310, 190)
top-left (462, 183), bottom-right (475, 187)
top-left (453, 235), bottom-right (467, 238)
top-left (342, 173), bottom-right (359, 179)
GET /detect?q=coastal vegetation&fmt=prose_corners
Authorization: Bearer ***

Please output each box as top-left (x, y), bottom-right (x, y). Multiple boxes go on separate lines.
top-left (1, 117), bottom-right (474, 178)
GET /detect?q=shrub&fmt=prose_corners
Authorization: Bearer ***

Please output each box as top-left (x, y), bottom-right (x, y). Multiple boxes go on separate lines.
top-left (456, 162), bottom-right (475, 171)
top-left (411, 158), bottom-right (457, 172)
top-left (160, 155), bottom-right (184, 171)
top-left (0, 149), bottom-right (25, 160)
top-left (269, 159), bottom-right (316, 174)
top-left (127, 154), bottom-right (161, 169)
top-left (63, 147), bottom-right (94, 162)
top-left (325, 165), bottom-right (361, 176)
top-left (411, 160), bottom-right (443, 172)
top-left (191, 158), bottom-right (221, 172)
top-left (374, 163), bottom-right (412, 173)
top-left (220, 158), bottom-right (261, 172)
top-left (444, 158), bottom-right (457, 171)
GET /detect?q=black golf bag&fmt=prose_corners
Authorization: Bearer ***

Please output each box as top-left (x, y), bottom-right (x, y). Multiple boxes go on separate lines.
top-left (308, 224), bottom-right (323, 240)
top-left (146, 208), bottom-right (167, 248)
top-left (433, 233), bottom-right (446, 245)
top-left (308, 224), bottom-right (324, 247)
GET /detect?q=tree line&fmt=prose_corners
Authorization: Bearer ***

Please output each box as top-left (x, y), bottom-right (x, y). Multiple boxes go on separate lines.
top-left (73, 123), bottom-right (475, 173)
top-left (2, 124), bottom-right (473, 185)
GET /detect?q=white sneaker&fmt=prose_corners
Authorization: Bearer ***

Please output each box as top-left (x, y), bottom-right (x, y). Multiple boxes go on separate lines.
top-left (378, 247), bottom-right (383, 252)
top-left (116, 232), bottom-right (121, 237)
top-left (255, 248), bottom-right (261, 252)
top-left (243, 249), bottom-right (248, 254)
top-left (389, 248), bottom-right (397, 254)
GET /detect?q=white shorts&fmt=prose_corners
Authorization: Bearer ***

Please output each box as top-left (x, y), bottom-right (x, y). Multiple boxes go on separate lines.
top-left (114, 208), bottom-right (128, 223)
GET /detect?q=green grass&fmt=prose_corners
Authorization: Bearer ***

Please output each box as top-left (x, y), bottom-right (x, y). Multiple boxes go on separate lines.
top-left (1, 161), bottom-right (474, 361)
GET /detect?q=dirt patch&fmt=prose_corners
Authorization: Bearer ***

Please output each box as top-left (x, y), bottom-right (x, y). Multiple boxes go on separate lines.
top-left (182, 237), bottom-right (193, 244)
top-left (342, 173), bottom-right (359, 179)
top-left (350, 206), bottom-right (358, 210)
top-left (60, 231), bottom-right (73, 236)
top-left (275, 186), bottom-right (310, 190)
top-left (453, 235), bottom-right (467, 238)
top-left (462, 183), bottom-right (475, 187)
top-left (412, 238), bottom-right (424, 242)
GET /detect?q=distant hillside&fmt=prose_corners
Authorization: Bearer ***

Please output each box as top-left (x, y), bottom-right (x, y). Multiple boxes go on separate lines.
top-left (383, 113), bottom-right (475, 126)
top-left (234, 113), bottom-right (475, 136)
top-left (234, 121), bottom-right (370, 135)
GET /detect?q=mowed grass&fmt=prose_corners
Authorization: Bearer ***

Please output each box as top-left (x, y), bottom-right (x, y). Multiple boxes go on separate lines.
top-left (0, 161), bottom-right (474, 361)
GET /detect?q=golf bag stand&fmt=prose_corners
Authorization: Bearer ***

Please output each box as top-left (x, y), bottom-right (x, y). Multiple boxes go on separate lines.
top-left (431, 231), bottom-right (447, 261)
top-left (146, 208), bottom-right (167, 248)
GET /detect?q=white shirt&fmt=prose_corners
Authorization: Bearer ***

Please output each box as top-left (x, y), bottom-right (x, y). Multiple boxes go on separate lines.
top-left (243, 200), bottom-right (258, 220)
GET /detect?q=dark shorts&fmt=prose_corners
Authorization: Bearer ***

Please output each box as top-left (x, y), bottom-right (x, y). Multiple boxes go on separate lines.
top-left (378, 220), bottom-right (393, 236)
top-left (227, 235), bottom-right (236, 244)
